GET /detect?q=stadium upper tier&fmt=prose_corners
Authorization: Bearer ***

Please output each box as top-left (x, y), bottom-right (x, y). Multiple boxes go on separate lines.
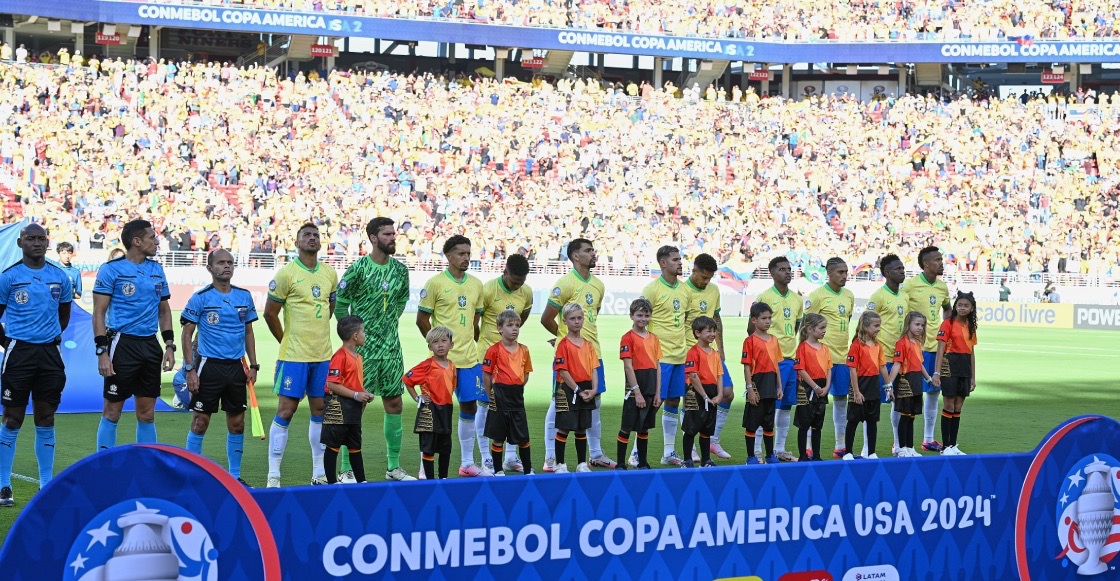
top-left (167, 0), bottom-right (1116, 41)
top-left (0, 61), bottom-right (1116, 277)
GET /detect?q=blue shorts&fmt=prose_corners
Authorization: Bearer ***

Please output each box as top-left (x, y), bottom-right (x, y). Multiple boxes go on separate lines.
top-left (778, 359), bottom-right (798, 408)
top-left (922, 351), bottom-right (939, 393)
top-left (660, 363), bottom-right (687, 399)
top-left (829, 365), bottom-right (851, 397)
top-left (456, 364), bottom-right (488, 403)
top-left (721, 362), bottom-right (734, 389)
top-left (596, 359), bottom-right (607, 394)
top-left (274, 361), bottom-right (329, 400)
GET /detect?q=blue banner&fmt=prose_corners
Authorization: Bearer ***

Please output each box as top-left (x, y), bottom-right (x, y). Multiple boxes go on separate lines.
top-left (2, 415), bottom-right (1119, 578)
top-left (7, 0), bottom-right (1120, 63)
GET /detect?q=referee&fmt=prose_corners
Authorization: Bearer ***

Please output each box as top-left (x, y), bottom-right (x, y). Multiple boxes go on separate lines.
top-left (0, 224), bottom-right (72, 508)
top-left (93, 219), bottom-right (176, 451)
top-left (181, 250), bottom-right (258, 486)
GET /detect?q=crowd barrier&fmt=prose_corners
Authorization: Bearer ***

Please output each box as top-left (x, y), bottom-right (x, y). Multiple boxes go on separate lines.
top-left (2, 415), bottom-right (1118, 579)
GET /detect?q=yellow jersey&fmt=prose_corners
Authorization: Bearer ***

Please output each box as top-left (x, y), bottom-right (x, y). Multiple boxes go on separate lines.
top-left (547, 269), bottom-right (605, 357)
top-left (267, 260), bottom-right (338, 362)
top-left (478, 277), bottom-right (534, 352)
top-left (868, 284), bottom-right (909, 354)
top-left (418, 270), bottom-right (484, 367)
top-left (684, 279), bottom-right (721, 350)
top-left (901, 273), bottom-right (951, 352)
top-left (805, 284), bottom-right (855, 364)
top-left (641, 276), bottom-right (691, 364)
top-left (755, 286), bottom-right (803, 359)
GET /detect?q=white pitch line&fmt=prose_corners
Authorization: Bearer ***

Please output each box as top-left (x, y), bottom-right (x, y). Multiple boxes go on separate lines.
top-left (11, 473), bottom-right (39, 485)
top-left (983, 342), bottom-right (1118, 353)
top-left (979, 347), bottom-right (1120, 358)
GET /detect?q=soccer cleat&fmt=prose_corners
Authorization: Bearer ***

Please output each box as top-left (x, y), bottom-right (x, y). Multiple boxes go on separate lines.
top-left (691, 449), bottom-right (701, 463)
top-left (745, 456), bottom-right (761, 465)
top-left (833, 448), bottom-right (848, 459)
top-left (710, 442), bottom-right (732, 459)
top-left (589, 455), bottom-right (617, 469)
top-left (922, 440), bottom-right (945, 452)
top-left (386, 467), bottom-right (416, 482)
top-left (339, 470), bottom-right (357, 484)
top-left (0, 486), bottom-right (13, 507)
top-left (955, 446), bottom-right (967, 455)
top-left (661, 452), bottom-right (684, 466)
top-left (765, 455), bottom-right (779, 465)
top-left (683, 460), bottom-right (696, 468)
top-left (628, 450), bottom-right (639, 467)
top-left (503, 458), bottom-right (524, 473)
top-left (236, 478), bottom-right (252, 488)
top-left (542, 457), bottom-right (557, 473)
top-left (482, 458), bottom-right (496, 473)
top-left (554, 463), bottom-right (570, 474)
top-left (417, 468), bottom-right (427, 480)
top-left (868, 453), bottom-right (880, 459)
top-left (576, 462), bottom-right (592, 473)
top-left (701, 460), bottom-right (718, 468)
top-left (842, 453), bottom-right (862, 461)
top-left (776, 451), bottom-right (796, 463)
top-left (494, 471), bottom-right (506, 477)
top-left (636, 464), bottom-right (652, 470)
top-left (311, 476), bottom-right (329, 485)
top-left (266, 476), bottom-right (281, 488)
top-left (458, 464), bottom-right (483, 477)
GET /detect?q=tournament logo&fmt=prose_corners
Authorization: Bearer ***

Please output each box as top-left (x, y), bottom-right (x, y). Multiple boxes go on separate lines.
top-left (805, 300), bottom-right (812, 309)
top-left (205, 312), bottom-right (220, 326)
top-left (458, 296), bottom-right (467, 308)
top-left (13, 289), bottom-right (28, 305)
top-left (121, 283), bottom-right (136, 297)
top-left (867, 301), bottom-right (876, 309)
top-left (673, 299), bottom-right (680, 311)
top-left (419, 289), bottom-right (427, 299)
top-left (311, 286), bottom-right (322, 298)
top-left (552, 287), bottom-right (562, 297)
top-left (1055, 455), bottom-right (1120, 575)
top-left (337, 279), bottom-right (347, 291)
top-left (64, 499), bottom-right (218, 581)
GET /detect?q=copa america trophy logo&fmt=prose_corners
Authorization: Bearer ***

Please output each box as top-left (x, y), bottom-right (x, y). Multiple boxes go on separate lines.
top-left (1056, 455), bottom-right (1120, 575)
top-left (65, 499), bottom-right (218, 581)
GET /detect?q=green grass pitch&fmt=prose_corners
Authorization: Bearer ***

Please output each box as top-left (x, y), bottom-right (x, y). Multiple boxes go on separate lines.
top-left (0, 314), bottom-right (1117, 543)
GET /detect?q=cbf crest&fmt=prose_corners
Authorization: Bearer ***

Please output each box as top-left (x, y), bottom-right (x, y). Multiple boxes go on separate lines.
top-left (311, 286), bottom-right (321, 299)
top-left (838, 305), bottom-right (847, 315)
top-left (458, 295), bottom-right (467, 308)
top-left (585, 293), bottom-right (594, 306)
top-left (381, 280), bottom-right (391, 291)
top-left (700, 300), bottom-right (710, 313)
top-left (783, 307), bottom-right (791, 318)
top-left (1056, 455), bottom-right (1120, 575)
top-left (672, 299), bottom-right (680, 311)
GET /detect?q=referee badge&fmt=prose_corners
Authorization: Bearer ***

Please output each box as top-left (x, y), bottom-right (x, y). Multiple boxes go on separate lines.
top-left (238, 307), bottom-right (248, 322)
top-left (205, 311), bottom-right (220, 325)
top-left (312, 285), bottom-right (322, 298)
top-left (49, 284), bottom-right (62, 301)
top-left (13, 290), bottom-right (28, 305)
top-left (122, 282), bottom-right (136, 297)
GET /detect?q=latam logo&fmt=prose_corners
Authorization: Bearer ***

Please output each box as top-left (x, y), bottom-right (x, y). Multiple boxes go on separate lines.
top-left (841, 564), bottom-right (899, 581)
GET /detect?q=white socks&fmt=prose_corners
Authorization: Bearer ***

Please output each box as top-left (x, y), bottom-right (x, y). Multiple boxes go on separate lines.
top-left (775, 408), bottom-right (792, 452)
top-left (544, 401), bottom-right (557, 457)
top-left (268, 420), bottom-right (289, 478)
top-left (589, 402), bottom-right (603, 458)
top-left (891, 402), bottom-right (901, 449)
top-left (755, 428), bottom-right (763, 456)
top-left (924, 392), bottom-right (940, 442)
top-left (861, 423), bottom-right (869, 457)
top-left (713, 405), bottom-right (730, 443)
top-left (662, 407), bottom-right (679, 456)
top-left (833, 398), bottom-right (848, 449)
top-left (475, 405), bottom-right (490, 460)
top-left (309, 420), bottom-right (325, 479)
top-left (459, 415), bottom-right (477, 467)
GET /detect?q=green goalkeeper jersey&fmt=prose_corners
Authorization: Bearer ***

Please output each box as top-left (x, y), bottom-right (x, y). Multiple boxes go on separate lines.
top-left (336, 255), bottom-right (410, 360)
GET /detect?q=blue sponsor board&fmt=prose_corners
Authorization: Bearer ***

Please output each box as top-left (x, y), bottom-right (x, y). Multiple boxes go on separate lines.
top-left (2, 416), bottom-right (1119, 578)
top-left (9, 0), bottom-right (1120, 63)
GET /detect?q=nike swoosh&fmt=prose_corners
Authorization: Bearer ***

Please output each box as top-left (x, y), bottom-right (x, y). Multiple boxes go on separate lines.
top-left (296, 279), bottom-right (305, 284)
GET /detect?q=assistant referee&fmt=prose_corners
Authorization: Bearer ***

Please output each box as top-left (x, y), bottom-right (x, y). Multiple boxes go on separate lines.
top-left (0, 224), bottom-right (72, 508)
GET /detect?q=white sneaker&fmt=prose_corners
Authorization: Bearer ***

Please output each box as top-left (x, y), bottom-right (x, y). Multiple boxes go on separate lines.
top-left (954, 445), bottom-right (967, 455)
top-left (691, 449), bottom-right (701, 463)
top-left (311, 476), bottom-right (329, 485)
top-left (494, 471), bottom-right (506, 477)
top-left (339, 470), bottom-right (357, 484)
top-left (417, 467), bottom-right (427, 480)
top-left (266, 475), bottom-right (281, 488)
top-left (907, 447), bottom-right (922, 457)
top-left (483, 458), bottom-right (496, 473)
top-left (503, 458), bottom-right (524, 473)
top-left (628, 450), bottom-right (639, 467)
top-left (661, 452), bottom-right (684, 466)
top-left (478, 465), bottom-right (495, 477)
top-left (941, 446), bottom-right (957, 456)
top-left (385, 467), bottom-right (416, 481)
top-left (710, 441), bottom-right (732, 459)
top-left (842, 453), bottom-right (856, 461)
top-left (554, 463), bottom-right (569, 474)
top-left (576, 462), bottom-right (592, 473)
top-left (543, 457), bottom-right (557, 472)
top-left (867, 453), bottom-right (879, 459)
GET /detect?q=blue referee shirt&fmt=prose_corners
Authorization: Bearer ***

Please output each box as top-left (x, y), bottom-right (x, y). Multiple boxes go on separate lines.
top-left (93, 257), bottom-right (171, 336)
top-left (0, 262), bottom-right (73, 343)
top-left (58, 262), bottom-right (82, 298)
top-left (181, 285), bottom-right (258, 360)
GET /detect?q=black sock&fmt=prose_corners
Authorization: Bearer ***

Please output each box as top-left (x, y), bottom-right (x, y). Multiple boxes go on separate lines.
top-left (941, 411), bottom-right (953, 446)
top-left (763, 432), bottom-right (774, 458)
top-left (952, 413), bottom-right (962, 446)
top-left (682, 432), bottom-right (695, 464)
top-left (617, 432), bottom-right (630, 468)
top-left (811, 429), bottom-right (822, 459)
top-left (797, 427), bottom-right (809, 460)
top-left (867, 422), bottom-right (878, 455)
top-left (324, 448), bottom-right (339, 483)
top-left (555, 433), bottom-right (568, 465)
top-left (903, 416), bottom-right (914, 449)
top-left (699, 435), bottom-right (711, 463)
top-left (423, 456), bottom-right (435, 480)
top-left (575, 433), bottom-right (588, 465)
top-left (745, 433), bottom-right (756, 458)
top-left (636, 433), bottom-right (649, 467)
top-left (519, 444), bottom-right (532, 474)
top-left (350, 451), bottom-right (366, 483)
top-left (437, 453), bottom-right (450, 479)
top-left (845, 421), bottom-right (858, 453)
top-left (491, 444), bottom-right (504, 474)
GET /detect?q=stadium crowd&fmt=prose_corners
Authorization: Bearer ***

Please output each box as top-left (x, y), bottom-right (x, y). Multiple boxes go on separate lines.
top-left (0, 58), bottom-right (1117, 277)
top-left (183, 0), bottom-right (1120, 40)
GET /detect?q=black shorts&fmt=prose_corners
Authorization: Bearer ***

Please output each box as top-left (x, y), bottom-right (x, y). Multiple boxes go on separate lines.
top-left (188, 358), bottom-right (247, 415)
top-left (419, 432), bottom-right (452, 457)
top-left (415, 402), bottom-right (453, 434)
top-left (555, 380), bottom-right (594, 432)
top-left (484, 410), bottom-right (530, 445)
top-left (940, 375), bottom-right (973, 398)
top-left (895, 372), bottom-right (924, 415)
top-left (620, 368), bottom-right (659, 433)
top-left (794, 398), bottom-right (827, 430)
top-left (321, 423), bottom-right (362, 450)
top-left (1, 341), bottom-right (66, 407)
top-left (104, 334), bottom-right (162, 402)
top-left (847, 400), bottom-right (882, 423)
top-left (752, 371), bottom-right (779, 400)
top-left (682, 383), bottom-right (718, 436)
top-left (743, 398), bottom-right (776, 432)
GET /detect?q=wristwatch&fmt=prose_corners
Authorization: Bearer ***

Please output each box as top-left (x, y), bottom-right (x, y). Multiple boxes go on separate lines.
top-left (183, 363), bottom-right (195, 372)
top-left (249, 364), bottom-right (261, 371)
top-left (96, 346), bottom-right (108, 356)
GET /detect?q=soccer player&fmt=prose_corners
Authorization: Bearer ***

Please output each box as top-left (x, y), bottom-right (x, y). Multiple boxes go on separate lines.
top-left (322, 316), bottom-right (375, 483)
top-left (403, 326), bottom-right (457, 480)
top-left (900, 246), bottom-right (952, 452)
top-left (93, 219), bottom-right (175, 450)
top-left (642, 245), bottom-right (692, 466)
top-left (868, 254), bottom-right (909, 456)
top-left (539, 239), bottom-right (613, 471)
top-left (181, 250), bottom-right (259, 486)
top-left (682, 316), bottom-right (723, 468)
top-left (679, 253), bottom-right (733, 462)
top-left (335, 217), bottom-right (414, 482)
top-left (755, 256), bottom-right (804, 462)
top-left (55, 242), bottom-right (82, 299)
top-left (0, 224), bottom-right (72, 507)
top-left (482, 310), bottom-right (534, 476)
top-left (805, 257), bottom-right (855, 459)
top-left (934, 292), bottom-right (978, 456)
top-left (263, 223), bottom-right (338, 487)
top-left (618, 298), bottom-right (662, 470)
top-left (479, 254), bottom-right (533, 473)
top-left (417, 235), bottom-right (488, 476)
